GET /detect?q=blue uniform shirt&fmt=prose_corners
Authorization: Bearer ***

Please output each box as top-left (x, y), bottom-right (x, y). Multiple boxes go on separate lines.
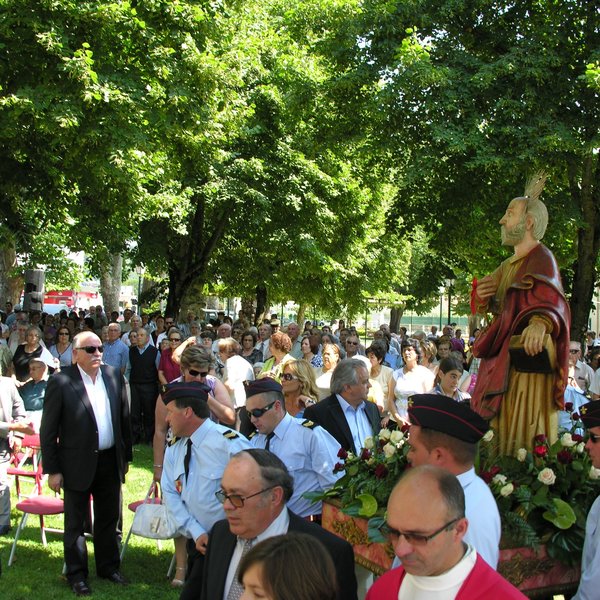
top-left (250, 412), bottom-right (341, 517)
top-left (162, 419), bottom-right (251, 541)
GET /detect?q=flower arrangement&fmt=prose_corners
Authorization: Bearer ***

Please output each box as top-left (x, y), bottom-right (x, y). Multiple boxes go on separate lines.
top-left (480, 419), bottom-right (600, 565)
top-left (310, 427), bottom-right (410, 534)
top-left (310, 403), bottom-right (600, 566)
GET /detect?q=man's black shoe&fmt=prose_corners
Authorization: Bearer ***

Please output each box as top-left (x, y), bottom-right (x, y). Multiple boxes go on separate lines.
top-left (71, 581), bottom-right (92, 596)
top-left (0, 524), bottom-right (11, 536)
top-left (102, 572), bottom-right (128, 585)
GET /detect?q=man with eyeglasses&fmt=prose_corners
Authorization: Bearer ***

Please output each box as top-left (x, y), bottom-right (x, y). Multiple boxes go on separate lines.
top-left (345, 334), bottom-right (371, 369)
top-left (200, 449), bottom-right (358, 600)
top-left (572, 401), bottom-right (600, 599)
top-left (161, 382), bottom-right (250, 600)
top-left (40, 331), bottom-right (132, 596)
top-left (366, 465), bottom-right (525, 599)
top-left (406, 394), bottom-right (501, 569)
top-left (244, 378), bottom-right (341, 519)
top-left (568, 340), bottom-right (594, 394)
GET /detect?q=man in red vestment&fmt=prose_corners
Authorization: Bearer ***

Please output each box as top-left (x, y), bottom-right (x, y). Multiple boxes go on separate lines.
top-left (366, 466), bottom-right (525, 599)
top-left (470, 178), bottom-right (570, 454)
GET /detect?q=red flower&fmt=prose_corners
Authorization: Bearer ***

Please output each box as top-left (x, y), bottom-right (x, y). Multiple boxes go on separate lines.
top-left (374, 464), bottom-right (388, 479)
top-left (481, 471), bottom-right (494, 484)
top-left (557, 450), bottom-right (574, 464)
top-left (565, 402), bottom-right (574, 412)
top-left (573, 413), bottom-right (580, 421)
top-left (534, 434), bottom-right (547, 444)
top-left (360, 448), bottom-right (371, 461)
top-left (401, 423), bottom-right (411, 434)
top-left (534, 445), bottom-right (548, 458)
top-left (333, 462), bottom-right (345, 473)
top-left (337, 448), bottom-right (348, 459)
top-left (572, 434), bottom-right (584, 443)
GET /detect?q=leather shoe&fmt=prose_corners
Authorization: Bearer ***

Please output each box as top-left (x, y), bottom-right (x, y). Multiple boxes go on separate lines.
top-left (102, 572), bottom-right (128, 585)
top-left (0, 524), bottom-right (11, 536)
top-left (71, 581), bottom-right (92, 596)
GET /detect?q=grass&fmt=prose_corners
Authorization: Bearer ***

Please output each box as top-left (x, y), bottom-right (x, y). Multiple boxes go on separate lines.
top-left (1, 445), bottom-right (181, 600)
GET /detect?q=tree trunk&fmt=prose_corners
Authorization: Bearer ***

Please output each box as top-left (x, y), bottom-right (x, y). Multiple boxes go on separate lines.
top-left (255, 285), bottom-right (268, 325)
top-left (240, 297), bottom-right (255, 325)
top-left (296, 303), bottom-right (308, 328)
top-left (390, 305), bottom-right (404, 333)
top-left (99, 254), bottom-right (122, 315)
top-left (568, 152), bottom-right (600, 339)
top-left (0, 242), bottom-right (22, 306)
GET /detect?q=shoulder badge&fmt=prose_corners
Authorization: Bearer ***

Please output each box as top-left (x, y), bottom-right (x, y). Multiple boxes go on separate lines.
top-left (223, 430), bottom-right (240, 440)
top-left (167, 435), bottom-right (180, 447)
top-left (302, 419), bottom-right (317, 429)
top-left (248, 430), bottom-right (258, 439)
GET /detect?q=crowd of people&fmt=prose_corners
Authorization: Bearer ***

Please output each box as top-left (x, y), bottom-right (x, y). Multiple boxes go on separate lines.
top-left (2, 300), bottom-right (600, 598)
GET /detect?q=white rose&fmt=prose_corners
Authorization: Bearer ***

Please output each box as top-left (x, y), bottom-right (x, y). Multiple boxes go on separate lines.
top-left (561, 433), bottom-right (576, 448)
top-left (346, 452), bottom-right (355, 461)
top-left (576, 442), bottom-right (586, 454)
top-left (482, 430), bottom-right (494, 443)
top-left (516, 448), bottom-right (528, 462)
top-left (363, 437), bottom-right (374, 450)
top-left (589, 467), bottom-right (600, 480)
top-left (538, 468), bottom-right (556, 486)
top-left (390, 430), bottom-right (404, 445)
top-left (492, 474), bottom-right (507, 485)
top-left (383, 443), bottom-right (397, 458)
top-left (500, 483), bottom-right (514, 497)
top-left (378, 429), bottom-right (392, 441)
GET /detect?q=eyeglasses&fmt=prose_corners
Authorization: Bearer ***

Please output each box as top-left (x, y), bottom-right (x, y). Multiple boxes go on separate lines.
top-left (169, 337), bottom-right (182, 342)
top-left (76, 345), bottom-right (104, 354)
top-left (188, 369), bottom-right (208, 378)
top-left (281, 373), bottom-right (299, 381)
top-left (58, 332), bottom-right (70, 336)
top-left (569, 349), bottom-right (580, 354)
top-left (215, 485), bottom-right (277, 508)
top-left (346, 341), bottom-right (358, 346)
top-left (165, 321), bottom-right (174, 326)
top-left (588, 432), bottom-right (600, 444)
top-left (246, 401), bottom-right (277, 419)
top-left (379, 518), bottom-right (459, 546)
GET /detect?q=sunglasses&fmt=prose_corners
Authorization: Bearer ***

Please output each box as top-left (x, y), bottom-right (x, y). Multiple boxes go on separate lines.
top-left (346, 341), bottom-right (358, 346)
top-left (588, 432), bottom-right (600, 444)
top-left (281, 373), bottom-right (299, 381)
top-left (58, 332), bottom-right (70, 336)
top-left (379, 518), bottom-right (459, 546)
top-left (569, 349), bottom-right (580, 354)
top-left (169, 337), bottom-right (182, 342)
top-left (246, 401), bottom-right (277, 419)
top-left (188, 369), bottom-right (208, 378)
top-left (77, 345), bottom-right (104, 354)
top-left (215, 485), bottom-right (277, 508)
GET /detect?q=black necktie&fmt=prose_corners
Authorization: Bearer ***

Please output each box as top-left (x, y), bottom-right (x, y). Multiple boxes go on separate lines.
top-left (184, 438), bottom-right (193, 481)
top-left (265, 432), bottom-right (275, 452)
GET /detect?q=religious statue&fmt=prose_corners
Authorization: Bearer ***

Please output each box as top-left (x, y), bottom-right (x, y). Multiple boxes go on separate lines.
top-left (470, 173), bottom-right (570, 455)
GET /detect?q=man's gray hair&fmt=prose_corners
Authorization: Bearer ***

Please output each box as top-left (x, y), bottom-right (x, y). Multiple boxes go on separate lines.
top-left (330, 359), bottom-right (368, 395)
top-left (525, 197), bottom-right (548, 241)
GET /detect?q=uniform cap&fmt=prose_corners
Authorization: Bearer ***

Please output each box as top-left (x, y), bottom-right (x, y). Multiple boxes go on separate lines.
top-left (408, 393), bottom-right (489, 443)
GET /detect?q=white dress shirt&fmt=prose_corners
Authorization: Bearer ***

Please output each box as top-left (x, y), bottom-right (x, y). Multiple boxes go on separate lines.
top-left (77, 365), bottom-right (114, 450)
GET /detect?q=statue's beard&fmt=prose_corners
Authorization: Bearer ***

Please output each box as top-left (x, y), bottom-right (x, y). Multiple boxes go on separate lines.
top-left (501, 215), bottom-right (527, 246)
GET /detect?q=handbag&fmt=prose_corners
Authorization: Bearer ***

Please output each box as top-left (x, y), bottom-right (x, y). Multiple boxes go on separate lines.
top-left (131, 482), bottom-right (178, 540)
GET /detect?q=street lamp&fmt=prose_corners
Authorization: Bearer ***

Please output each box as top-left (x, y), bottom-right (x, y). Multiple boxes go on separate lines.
top-left (444, 278), bottom-right (455, 325)
top-left (135, 265), bottom-right (144, 314)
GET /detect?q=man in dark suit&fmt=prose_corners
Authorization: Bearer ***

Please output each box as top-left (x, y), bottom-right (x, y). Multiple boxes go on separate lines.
top-left (304, 359), bottom-right (381, 454)
top-left (200, 449), bottom-right (357, 600)
top-left (41, 331), bottom-right (132, 596)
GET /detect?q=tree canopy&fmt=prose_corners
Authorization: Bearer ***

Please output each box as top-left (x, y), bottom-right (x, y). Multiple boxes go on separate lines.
top-left (0, 0), bottom-right (597, 327)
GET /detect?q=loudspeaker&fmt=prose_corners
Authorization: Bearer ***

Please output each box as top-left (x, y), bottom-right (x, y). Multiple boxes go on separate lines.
top-left (23, 269), bottom-right (45, 312)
